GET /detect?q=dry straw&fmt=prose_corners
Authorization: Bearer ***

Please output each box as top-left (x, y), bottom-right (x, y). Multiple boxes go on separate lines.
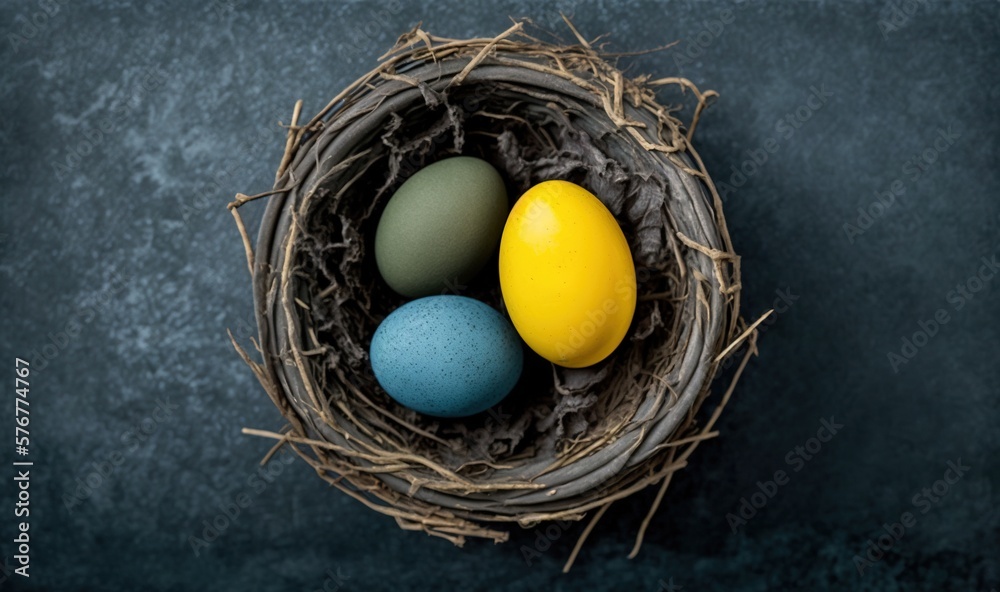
top-left (229, 18), bottom-right (764, 571)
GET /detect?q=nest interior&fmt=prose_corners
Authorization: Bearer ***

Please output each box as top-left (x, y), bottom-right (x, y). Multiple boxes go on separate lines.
top-left (305, 66), bottom-right (695, 463)
top-left (231, 22), bottom-right (748, 555)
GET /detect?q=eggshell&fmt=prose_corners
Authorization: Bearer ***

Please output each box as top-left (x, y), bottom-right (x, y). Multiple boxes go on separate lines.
top-left (499, 180), bottom-right (636, 368)
top-left (374, 157), bottom-right (508, 297)
top-left (369, 295), bottom-right (523, 417)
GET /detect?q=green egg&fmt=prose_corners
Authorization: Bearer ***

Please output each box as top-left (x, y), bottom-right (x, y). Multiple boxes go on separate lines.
top-left (374, 156), bottom-right (508, 297)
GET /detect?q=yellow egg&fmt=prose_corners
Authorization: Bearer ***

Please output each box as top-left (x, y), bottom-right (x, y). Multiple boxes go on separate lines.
top-left (499, 180), bottom-right (637, 368)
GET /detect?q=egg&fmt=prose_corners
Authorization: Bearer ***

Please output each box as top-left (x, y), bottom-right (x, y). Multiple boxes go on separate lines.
top-left (499, 180), bottom-right (636, 368)
top-left (374, 157), bottom-right (509, 297)
top-left (369, 295), bottom-right (523, 417)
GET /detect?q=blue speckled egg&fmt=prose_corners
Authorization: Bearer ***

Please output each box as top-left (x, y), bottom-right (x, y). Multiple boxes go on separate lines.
top-left (369, 295), bottom-right (523, 418)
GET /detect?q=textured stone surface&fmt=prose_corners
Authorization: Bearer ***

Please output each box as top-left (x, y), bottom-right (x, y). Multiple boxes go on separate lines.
top-left (0, 1), bottom-right (997, 590)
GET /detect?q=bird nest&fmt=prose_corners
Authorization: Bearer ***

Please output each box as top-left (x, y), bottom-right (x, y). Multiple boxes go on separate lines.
top-left (228, 20), bottom-right (762, 570)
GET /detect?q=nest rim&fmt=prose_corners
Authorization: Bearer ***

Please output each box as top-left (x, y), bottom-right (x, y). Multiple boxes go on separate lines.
top-left (229, 20), bottom-right (759, 568)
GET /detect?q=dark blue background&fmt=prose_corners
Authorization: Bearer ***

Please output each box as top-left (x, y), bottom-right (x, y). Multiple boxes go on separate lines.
top-left (1, 1), bottom-right (997, 590)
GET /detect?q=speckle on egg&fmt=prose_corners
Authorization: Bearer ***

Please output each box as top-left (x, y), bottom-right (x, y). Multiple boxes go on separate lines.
top-left (369, 295), bottom-right (523, 418)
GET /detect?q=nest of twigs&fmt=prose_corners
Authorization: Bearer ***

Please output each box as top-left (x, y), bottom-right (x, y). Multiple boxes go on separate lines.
top-left (229, 20), bottom-right (761, 570)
